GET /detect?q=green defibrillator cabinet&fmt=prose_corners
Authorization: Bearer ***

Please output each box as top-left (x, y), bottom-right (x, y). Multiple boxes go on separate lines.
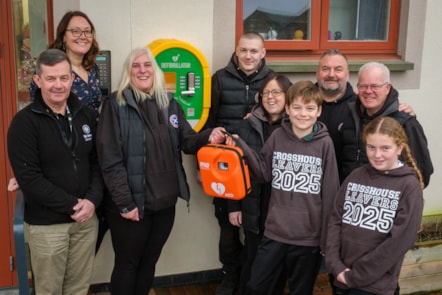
top-left (148, 39), bottom-right (211, 132)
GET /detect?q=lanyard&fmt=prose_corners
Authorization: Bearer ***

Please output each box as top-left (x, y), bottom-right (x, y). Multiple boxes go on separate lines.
top-left (54, 105), bottom-right (74, 149)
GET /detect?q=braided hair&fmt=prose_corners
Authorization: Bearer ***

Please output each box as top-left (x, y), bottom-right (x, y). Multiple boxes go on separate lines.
top-left (363, 116), bottom-right (424, 188)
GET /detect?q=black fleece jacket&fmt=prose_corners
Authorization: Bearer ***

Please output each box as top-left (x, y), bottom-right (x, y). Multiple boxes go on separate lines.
top-left (8, 89), bottom-right (103, 225)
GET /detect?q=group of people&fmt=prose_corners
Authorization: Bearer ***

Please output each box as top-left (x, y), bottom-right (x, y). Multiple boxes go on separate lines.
top-left (207, 32), bottom-right (432, 295)
top-left (6, 10), bottom-right (432, 295)
top-left (7, 10), bottom-right (226, 295)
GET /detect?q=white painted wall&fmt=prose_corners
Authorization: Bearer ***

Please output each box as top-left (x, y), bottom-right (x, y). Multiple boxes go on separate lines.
top-left (398, 0), bottom-right (441, 216)
top-left (54, 0), bottom-right (223, 283)
top-left (52, 0), bottom-right (442, 284)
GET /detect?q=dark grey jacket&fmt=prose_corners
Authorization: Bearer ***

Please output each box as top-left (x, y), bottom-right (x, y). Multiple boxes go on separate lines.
top-left (97, 88), bottom-right (212, 217)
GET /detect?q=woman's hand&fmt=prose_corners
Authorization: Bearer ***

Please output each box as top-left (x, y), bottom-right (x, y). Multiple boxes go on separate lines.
top-left (208, 127), bottom-right (227, 144)
top-left (121, 208), bottom-right (139, 221)
top-left (8, 178), bottom-right (19, 191)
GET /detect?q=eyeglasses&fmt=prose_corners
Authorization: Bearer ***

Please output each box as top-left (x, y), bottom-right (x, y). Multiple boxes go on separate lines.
top-left (261, 89), bottom-right (283, 97)
top-left (66, 29), bottom-right (93, 38)
top-left (357, 82), bottom-right (388, 91)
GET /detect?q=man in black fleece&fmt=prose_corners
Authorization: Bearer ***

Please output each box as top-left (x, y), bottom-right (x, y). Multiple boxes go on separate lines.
top-left (7, 49), bottom-right (103, 294)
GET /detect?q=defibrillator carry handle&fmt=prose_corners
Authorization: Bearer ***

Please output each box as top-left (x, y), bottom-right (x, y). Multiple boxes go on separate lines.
top-left (222, 130), bottom-right (248, 164)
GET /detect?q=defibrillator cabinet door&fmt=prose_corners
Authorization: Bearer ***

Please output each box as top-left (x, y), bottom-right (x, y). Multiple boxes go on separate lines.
top-left (148, 39), bottom-right (210, 132)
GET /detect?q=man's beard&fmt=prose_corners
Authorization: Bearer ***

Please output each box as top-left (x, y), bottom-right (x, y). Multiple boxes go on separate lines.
top-left (320, 83), bottom-right (343, 96)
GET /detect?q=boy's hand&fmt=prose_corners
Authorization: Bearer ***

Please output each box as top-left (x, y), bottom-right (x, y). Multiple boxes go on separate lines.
top-left (224, 132), bottom-right (239, 146)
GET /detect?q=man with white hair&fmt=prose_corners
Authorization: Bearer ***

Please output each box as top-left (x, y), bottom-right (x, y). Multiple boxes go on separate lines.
top-left (339, 61), bottom-right (433, 187)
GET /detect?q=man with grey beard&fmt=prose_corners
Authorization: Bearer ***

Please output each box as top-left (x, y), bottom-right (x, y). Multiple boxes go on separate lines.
top-left (316, 49), bottom-right (413, 172)
top-left (316, 49), bottom-right (356, 161)
top-left (316, 49), bottom-right (416, 295)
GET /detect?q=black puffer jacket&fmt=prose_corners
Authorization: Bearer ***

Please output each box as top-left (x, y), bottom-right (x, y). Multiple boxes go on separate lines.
top-left (204, 52), bottom-right (273, 134)
top-left (340, 87), bottom-right (433, 187)
top-left (228, 104), bottom-right (283, 234)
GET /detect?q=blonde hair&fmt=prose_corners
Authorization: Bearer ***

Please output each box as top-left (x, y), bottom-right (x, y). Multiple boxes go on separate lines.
top-left (116, 47), bottom-right (169, 109)
top-left (363, 116), bottom-right (424, 188)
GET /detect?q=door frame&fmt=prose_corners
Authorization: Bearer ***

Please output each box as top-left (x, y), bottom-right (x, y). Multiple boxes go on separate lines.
top-left (0, 0), bottom-right (18, 287)
top-left (0, 0), bottom-right (53, 288)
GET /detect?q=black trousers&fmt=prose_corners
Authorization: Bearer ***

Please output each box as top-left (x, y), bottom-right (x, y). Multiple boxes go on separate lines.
top-left (95, 188), bottom-right (111, 254)
top-left (106, 205), bottom-right (175, 295)
top-left (246, 237), bottom-right (322, 295)
top-left (214, 199), bottom-right (243, 281)
top-left (239, 230), bottom-right (286, 295)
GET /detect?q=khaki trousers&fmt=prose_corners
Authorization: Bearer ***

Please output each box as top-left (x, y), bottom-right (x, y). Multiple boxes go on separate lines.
top-left (24, 215), bottom-right (98, 295)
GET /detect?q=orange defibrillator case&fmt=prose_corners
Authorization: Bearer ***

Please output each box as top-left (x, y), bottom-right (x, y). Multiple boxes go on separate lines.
top-left (197, 144), bottom-right (251, 200)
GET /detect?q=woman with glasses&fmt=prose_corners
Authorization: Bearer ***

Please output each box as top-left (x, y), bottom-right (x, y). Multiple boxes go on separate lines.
top-left (29, 10), bottom-right (102, 116)
top-left (227, 73), bottom-right (292, 294)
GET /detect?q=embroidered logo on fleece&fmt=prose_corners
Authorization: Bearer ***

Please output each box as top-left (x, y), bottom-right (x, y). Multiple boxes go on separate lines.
top-left (169, 114), bottom-right (179, 128)
top-left (82, 124), bottom-right (93, 141)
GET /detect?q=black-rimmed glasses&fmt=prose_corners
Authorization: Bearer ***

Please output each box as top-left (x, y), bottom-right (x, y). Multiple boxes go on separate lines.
top-left (66, 29), bottom-right (93, 38)
top-left (261, 89), bottom-right (283, 97)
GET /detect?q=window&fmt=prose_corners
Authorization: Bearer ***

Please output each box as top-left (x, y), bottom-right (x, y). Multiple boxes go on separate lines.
top-left (236, 0), bottom-right (400, 57)
top-left (13, 0), bottom-right (53, 110)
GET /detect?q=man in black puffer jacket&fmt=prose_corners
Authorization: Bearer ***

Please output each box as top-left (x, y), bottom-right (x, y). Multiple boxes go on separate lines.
top-left (203, 31), bottom-right (273, 295)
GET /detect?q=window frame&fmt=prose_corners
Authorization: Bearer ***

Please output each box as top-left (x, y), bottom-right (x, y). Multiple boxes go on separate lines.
top-left (236, 0), bottom-right (401, 57)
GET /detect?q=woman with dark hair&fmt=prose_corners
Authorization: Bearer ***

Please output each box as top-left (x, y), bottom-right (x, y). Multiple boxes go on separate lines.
top-left (30, 10), bottom-right (102, 115)
top-left (228, 73), bottom-right (292, 294)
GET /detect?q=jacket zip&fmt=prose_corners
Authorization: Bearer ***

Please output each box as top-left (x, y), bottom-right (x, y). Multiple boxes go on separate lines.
top-left (32, 107), bottom-right (81, 195)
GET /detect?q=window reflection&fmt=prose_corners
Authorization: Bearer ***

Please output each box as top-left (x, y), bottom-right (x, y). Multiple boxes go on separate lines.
top-left (328, 0), bottom-right (390, 41)
top-left (13, 0), bottom-right (49, 110)
top-left (243, 0), bottom-right (311, 40)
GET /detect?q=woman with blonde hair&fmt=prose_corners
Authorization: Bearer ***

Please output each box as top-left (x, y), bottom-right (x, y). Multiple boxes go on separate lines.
top-left (96, 47), bottom-right (226, 295)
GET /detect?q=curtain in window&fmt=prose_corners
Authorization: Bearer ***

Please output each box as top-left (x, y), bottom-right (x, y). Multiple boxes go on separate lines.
top-left (357, 0), bottom-right (388, 40)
